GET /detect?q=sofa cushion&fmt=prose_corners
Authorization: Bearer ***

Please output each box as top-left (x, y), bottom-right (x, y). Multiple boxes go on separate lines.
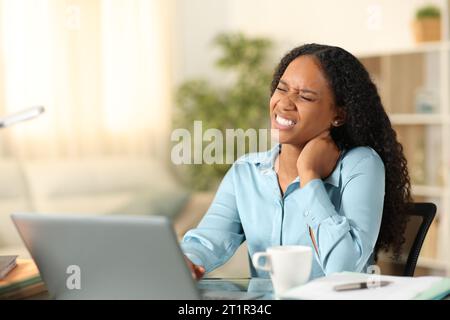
top-left (0, 200), bottom-right (32, 247)
top-left (0, 159), bottom-right (30, 199)
top-left (23, 157), bottom-right (178, 197)
top-left (0, 156), bottom-right (189, 252)
top-left (0, 160), bottom-right (32, 247)
top-left (110, 188), bottom-right (190, 219)
top-left (21, 156), bottom-right (189, 219)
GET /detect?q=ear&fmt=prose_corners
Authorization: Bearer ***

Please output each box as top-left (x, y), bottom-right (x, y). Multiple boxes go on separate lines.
top-left (331, 107), bottom-right (346, 128)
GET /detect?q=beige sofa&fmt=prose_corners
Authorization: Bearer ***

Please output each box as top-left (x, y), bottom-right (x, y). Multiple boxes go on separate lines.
top-left (0, 157), bottom-right (249, 278)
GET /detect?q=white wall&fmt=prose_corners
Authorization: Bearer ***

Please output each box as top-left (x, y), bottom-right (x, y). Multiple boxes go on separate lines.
top-left (172, 0), bottom-right (231, 86)
top-left (172, 0), bottom-right (444, 85)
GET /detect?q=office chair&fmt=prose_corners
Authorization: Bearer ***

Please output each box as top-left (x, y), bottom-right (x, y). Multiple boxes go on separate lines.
top-left (403, 202), bottom-right (437, 276)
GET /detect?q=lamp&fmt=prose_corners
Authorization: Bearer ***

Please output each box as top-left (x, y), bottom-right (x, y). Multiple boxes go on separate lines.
top-left (0, 106), bottom-right (45, 128)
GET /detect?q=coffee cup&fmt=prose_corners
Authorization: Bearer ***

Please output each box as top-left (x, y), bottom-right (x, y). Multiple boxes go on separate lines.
top-left (252, 245), bottom-right (312, 297)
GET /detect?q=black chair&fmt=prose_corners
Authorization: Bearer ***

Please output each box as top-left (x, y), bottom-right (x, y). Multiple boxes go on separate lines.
top-left (403, 202), bottom-right (437, 276)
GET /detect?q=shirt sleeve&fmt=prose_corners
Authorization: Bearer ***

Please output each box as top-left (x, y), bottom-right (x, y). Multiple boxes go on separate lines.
top-left (289, 153), bottom-right (385, 275)
top-left (181, 164), bottom-right (245, 273)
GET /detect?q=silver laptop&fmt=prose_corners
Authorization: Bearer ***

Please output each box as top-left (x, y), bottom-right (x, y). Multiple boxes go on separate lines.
top-left (11, 213), bottom-right (263, 300)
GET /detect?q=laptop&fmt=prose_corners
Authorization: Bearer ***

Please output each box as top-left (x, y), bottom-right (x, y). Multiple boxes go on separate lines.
top-left (11, 213), bottom-right (263, 300)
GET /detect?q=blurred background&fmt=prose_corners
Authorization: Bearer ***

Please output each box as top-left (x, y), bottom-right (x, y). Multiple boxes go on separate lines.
top-left (0, 0), bottom-right (449, 278)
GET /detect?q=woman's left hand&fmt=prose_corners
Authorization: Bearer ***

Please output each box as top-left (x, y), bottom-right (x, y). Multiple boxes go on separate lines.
top-left (296, 130), bottom-right (341, 188)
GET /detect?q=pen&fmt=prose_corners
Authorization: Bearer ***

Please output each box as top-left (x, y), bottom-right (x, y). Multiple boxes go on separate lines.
top-left (333, 281), bottom-right (391, 291)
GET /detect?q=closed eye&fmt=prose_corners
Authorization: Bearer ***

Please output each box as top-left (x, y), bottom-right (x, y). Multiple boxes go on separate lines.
top-left (300, 96), bottom-right (313, 102)
top-left (277, 87), bottom-right (315, 102)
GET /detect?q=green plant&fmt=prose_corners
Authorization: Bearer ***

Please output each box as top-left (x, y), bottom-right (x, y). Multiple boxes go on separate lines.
top-left (416, 4), bottom-right (441, 20)
top-left (173, 33), bottom-right (274, 190)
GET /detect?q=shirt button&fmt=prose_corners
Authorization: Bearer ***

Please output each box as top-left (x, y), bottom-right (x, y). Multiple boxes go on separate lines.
top-left (304, 210), bottom-right (311, 217)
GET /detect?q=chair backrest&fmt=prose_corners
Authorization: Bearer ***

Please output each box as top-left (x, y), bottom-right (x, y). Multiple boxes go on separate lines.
top-left (403, 202), bottom-right (437, 276)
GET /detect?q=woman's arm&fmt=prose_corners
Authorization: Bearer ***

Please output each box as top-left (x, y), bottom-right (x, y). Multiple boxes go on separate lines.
top-left (292, 152), bottom-right (385, 274)
top-left (181, 164), bottom-right (245, 274)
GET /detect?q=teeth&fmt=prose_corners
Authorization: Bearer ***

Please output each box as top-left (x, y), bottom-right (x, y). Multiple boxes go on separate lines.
top-left (276, 115), bottom-right (296, 127)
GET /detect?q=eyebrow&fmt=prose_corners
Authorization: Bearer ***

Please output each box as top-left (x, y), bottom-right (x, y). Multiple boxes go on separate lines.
top-left (279, 80), bottom-right (318, 95)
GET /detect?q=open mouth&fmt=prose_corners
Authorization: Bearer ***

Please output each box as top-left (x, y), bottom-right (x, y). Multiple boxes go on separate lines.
top-left (275, 114), bottom-right (297, 128)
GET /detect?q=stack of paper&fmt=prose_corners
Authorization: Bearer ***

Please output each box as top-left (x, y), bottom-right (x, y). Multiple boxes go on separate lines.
top-left (280, 272), bottom-right (450, 300)
top-left (0, 259), bottom-right (45, 299)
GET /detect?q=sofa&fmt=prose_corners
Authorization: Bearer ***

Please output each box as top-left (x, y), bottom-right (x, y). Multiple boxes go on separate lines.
top-left (0, 157), bottom-right (249, 278)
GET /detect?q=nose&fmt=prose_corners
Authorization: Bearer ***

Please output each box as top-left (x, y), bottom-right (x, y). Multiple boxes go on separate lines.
top-left (277, 94), bottom-right (297, 112)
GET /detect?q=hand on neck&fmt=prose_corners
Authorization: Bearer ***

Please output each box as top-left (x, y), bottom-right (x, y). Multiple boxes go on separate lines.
top-left (276, 143), bottom-right (303, 178)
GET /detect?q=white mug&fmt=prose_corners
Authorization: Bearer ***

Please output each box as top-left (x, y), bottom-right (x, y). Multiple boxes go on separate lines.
top-left (252, 245), bottom-right (313, 297)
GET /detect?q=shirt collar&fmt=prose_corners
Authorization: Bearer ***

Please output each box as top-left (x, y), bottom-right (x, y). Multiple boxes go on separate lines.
top-left (236, 143), bottom-right (280, 169)
top-left (323, 159), bottom-right (342, 187)
top-left (238, 143), bottom-right (343, 188)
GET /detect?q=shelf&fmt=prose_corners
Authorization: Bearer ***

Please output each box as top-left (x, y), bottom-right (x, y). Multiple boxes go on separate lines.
top-left (356, 41), bottom-right (449, 58)
top-left (356, 1), bottom-right (450, 278)
top-left (411, 185), bottom-right (447, 198)
top-left (389, 114), bottom-right (448, 125)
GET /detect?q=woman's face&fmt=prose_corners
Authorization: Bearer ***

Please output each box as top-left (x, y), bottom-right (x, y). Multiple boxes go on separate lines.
top-left (270, 55), bottom-right (340, 146)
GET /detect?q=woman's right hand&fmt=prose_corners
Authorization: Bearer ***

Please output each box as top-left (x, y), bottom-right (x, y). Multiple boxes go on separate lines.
top-left (184, 256), bottom-right (205, 280)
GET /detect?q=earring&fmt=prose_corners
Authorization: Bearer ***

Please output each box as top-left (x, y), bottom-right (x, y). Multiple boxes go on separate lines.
top-left (333, 120), bottom-right (340, 126)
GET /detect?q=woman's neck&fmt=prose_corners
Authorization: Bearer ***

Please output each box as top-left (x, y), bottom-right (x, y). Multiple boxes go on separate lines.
top-left (277, 143), bottom-right (302, 178)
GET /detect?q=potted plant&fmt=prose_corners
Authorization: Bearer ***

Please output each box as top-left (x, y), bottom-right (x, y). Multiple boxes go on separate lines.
top-left (173, 33), bottom-right (273, 190)
top-left (412, 4), bottom-right (441, 42)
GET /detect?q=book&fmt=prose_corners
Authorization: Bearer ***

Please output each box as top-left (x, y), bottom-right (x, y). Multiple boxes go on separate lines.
top-left (0, 259), bottom-right (45, 299)
top-left (0, 256), bottom-right (17, 280)
top-left (280, 272), bottom-right (450, 300)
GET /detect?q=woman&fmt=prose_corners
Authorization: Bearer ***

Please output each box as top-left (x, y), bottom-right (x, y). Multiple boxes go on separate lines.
top-left (182, 43), bottom-right (411, 280)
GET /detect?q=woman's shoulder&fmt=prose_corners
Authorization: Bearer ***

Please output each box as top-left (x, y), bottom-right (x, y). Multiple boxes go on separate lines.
top-left (341, 146), bottom-right (385, 174)
top-left (229, 148), bottom-right (278, 180)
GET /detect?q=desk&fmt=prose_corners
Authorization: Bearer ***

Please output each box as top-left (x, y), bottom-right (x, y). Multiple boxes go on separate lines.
top-left (21, 277), bottom-right (450, 300)
top-left (24, 278), bottom-right (274, 300)
top-left (199, 278), bottom-right (274, 300)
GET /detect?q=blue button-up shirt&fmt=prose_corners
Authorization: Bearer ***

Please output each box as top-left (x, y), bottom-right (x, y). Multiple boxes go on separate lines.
top-left (181, 144), bottom-right (385, 280)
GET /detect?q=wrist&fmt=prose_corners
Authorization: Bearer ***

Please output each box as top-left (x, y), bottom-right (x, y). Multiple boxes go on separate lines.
top-left (299, 170), bottom-right (320, 188)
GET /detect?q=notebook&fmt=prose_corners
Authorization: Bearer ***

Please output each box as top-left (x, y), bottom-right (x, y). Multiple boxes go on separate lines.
top-left (280, 272), bottom-right (450, 300)
top-left (0, 256), bottom-right (18, 280)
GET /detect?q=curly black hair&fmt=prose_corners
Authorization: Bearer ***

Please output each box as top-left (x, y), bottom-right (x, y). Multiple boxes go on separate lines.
top-left (271, 44), bottom-right (412, 259)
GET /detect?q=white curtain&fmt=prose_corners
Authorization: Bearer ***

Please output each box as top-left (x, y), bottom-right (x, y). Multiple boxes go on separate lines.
top-left (0, 0), bottom-right (173, 159)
